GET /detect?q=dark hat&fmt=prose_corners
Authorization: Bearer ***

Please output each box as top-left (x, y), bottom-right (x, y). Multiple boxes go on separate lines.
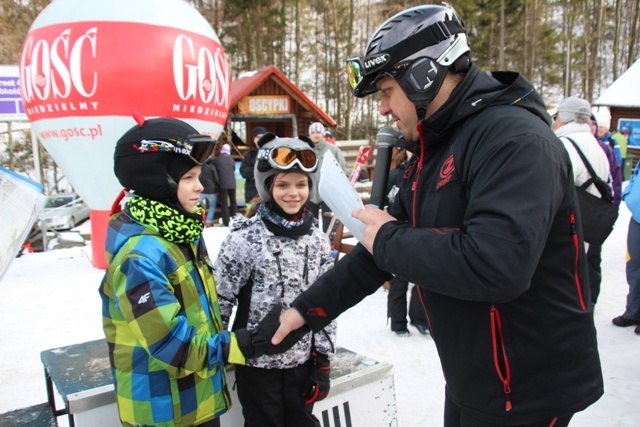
top-left (252, 126), bottom-right (268, 139)
top-left (114, 117), bottom-right (201, 201)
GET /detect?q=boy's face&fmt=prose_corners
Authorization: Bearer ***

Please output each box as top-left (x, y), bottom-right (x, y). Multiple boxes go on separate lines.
top-left (309, 131), bottom-right (323, 145)
top-left (271, 172), bottom-right (310, 215)
top-left (177, 165), bottom-right (203, 213)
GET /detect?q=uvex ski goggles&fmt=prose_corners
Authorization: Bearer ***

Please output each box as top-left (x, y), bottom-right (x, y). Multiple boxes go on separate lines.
top-left (258, 145), bottom-right (318, 172)
top-left (346, 19), bottom-right (465, 97)
top-left (128, 134), bottom-right (217, 164)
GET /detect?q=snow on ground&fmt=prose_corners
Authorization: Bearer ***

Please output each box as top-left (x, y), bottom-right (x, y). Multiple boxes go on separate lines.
top-left (1, 206), bottom-right (639, 426)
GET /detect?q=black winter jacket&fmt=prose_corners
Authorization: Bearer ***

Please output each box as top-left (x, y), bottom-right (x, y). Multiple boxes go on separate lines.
top-left (213, 154), bottom-right (236, 190)
top-left (199, 161), bottom-right (219, 194)
top-left (292, 65), bottom-right (603, 425)
top-left (240, 148), bottom-right (258, 202)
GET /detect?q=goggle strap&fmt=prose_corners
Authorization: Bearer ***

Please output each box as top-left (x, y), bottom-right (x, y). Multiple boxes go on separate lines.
top-left (356, 20), bottom-right (465, 77)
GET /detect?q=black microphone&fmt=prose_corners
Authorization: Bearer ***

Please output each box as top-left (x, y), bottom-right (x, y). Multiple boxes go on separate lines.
top-left (369, 126), bottom-right (398, 209)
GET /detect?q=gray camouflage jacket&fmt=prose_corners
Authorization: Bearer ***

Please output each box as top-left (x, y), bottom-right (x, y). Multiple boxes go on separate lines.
top-left (214, 214), bottom-right (336, 369)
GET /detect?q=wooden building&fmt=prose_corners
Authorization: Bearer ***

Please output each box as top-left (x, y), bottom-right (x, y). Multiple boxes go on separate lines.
top-left (227, 65), bottom-right (336, 156)
top-left (595, 59), bottom-right (640, 171)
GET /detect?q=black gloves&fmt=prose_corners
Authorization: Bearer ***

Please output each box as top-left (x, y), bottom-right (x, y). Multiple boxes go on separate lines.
top-left (235, 305), bottom-right (310, 359)
top-left (302, 351), bottom-right (331, 404)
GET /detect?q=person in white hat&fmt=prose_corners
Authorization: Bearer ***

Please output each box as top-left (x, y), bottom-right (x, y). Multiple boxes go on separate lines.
top-left (307, 121), bottom-right (347, 231)
top-left (593, 107), bottom-right (623, 167)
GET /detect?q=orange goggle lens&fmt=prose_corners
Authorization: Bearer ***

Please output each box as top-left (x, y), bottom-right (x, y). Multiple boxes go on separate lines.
top-left (269, 147), bottom-right (318, 172)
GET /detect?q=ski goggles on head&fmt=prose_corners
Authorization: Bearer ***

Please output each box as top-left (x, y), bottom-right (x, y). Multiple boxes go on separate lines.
top-left (132, 134), bottom-right (217, 164)
top-left (346, 19), bottom-right (466, 97)
top-left (347, 55), bottom-right (410, 97)
top-left (258, 145), bottom-right (318, 172)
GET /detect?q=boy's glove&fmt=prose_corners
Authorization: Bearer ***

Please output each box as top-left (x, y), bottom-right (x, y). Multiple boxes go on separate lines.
top-left (302, 351), bottom-right (331, 404)
top-left (235, 305), bottom-right (310, 359)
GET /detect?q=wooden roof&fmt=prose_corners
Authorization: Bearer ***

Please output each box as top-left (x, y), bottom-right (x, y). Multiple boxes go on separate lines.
top-left (230, 65), bottom-right (336, 127)
top-left (595, 59), bottom-right (640, 108)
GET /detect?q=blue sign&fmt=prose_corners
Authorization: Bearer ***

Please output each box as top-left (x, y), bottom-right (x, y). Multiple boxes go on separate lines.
top-left (0, 66), bottom-right (26, 121)
top-left (619, 118), bottom-right (640, 147)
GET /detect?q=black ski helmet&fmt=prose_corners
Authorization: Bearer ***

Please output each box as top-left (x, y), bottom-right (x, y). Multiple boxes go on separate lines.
top-left (113, 117), bottom-right (216, 202)
top-left (347, 3), bottom-right (470, 113)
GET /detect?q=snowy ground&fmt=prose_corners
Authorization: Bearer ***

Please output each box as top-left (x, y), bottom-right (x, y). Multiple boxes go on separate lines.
top-left (1, 205), bottom-right (639, 426)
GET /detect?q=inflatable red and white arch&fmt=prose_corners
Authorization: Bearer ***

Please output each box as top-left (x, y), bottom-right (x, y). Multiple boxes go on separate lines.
top-left (20, 0), bottom-right (230, 268)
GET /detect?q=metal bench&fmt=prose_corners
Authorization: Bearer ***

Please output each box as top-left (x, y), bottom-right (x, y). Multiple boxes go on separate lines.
top-left (0, 402), bottom-right (58, 426)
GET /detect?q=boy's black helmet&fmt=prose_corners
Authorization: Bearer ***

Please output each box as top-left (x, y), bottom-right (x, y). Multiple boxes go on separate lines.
top-left (114, 117), bottom-right (216, 201)
top-left (347, 3), bottom-right (470, 110)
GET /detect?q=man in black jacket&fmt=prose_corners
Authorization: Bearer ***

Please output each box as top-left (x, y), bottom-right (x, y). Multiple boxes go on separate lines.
top-left (272, 4), bottom-right (603, 427)
top-left (198, 158), bottom-right (219, 227)
top-left (240, 126), bottom-right (266, 208)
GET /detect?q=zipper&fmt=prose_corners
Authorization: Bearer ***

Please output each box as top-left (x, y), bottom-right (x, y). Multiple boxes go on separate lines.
top-left (302, 245), bottom-right (309, 286)
top-left (490, 305), bottom-right (512, 411)
top-left (569, 213), bottom-right (587, 310)
top-left (412, 120), bottom-right (426, 227)
top-left (411, 122), bottom-right (431, 335)
top-left (274, 250), bottom-right (284, 298)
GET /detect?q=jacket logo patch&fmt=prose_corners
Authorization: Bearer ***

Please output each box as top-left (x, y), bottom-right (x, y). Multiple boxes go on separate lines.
top-left (307, 307), bottom-right (328, 317)
top-left (138, 292), bottom-right (151, 304)
top-left (437, 154), bottom-right (455, 190)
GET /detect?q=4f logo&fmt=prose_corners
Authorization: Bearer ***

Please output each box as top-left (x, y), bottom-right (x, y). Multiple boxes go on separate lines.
top-left (138, 292), bottom-right (151, 304)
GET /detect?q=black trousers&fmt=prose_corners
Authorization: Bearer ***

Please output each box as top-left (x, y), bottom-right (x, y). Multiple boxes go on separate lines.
top-left (444, 389), bottom-right (573, 427)
top-left (387, 277), bottom-right (428, 331)
top-left (218, 188), bottom-right (237, 226)
top-left (235, 362), bottom-right (319, 427)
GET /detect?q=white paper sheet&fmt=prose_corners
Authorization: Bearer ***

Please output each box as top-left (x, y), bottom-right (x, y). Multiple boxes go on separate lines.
top-left (318, 151), bottom-right (366, 244)
top-left (0, 167), bottom-right (45, 281)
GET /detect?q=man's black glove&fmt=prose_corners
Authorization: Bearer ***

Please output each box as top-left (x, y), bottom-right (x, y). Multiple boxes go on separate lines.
top-left (302, 351), bottom-right (331, 404)
top-left (235, 305), bottom-right (310, 359)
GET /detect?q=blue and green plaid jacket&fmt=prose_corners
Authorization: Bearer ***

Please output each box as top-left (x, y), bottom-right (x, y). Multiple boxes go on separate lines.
top-left (99, 211), bottom-right (243, 426)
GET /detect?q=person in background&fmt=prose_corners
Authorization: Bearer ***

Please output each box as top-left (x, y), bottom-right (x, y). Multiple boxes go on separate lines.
top-left (214, 143), bottom-right (238, 226)
top-left (199, 156), bottom-right (219, 227)
top-left (100, 116), bottom-right (301, 427)
top-left (323, 129), bottom-right (336, 145)
top-left (593, 108), bottom-right (623, 167)
top-left (614, 160), bottom-right (640, 334)
top-left (307, 121), bottom-right (347, 232)
top-left (553, 99), bottom-right (611, 205)
top-left (273, 4), bottom-right (603, 426)
top-left (215, 134), bottom-right (336, 426)
top-left (588, 113), bottom-right (622, 304)
top-left (240, 126), bottom-right (267, 209)
top-left (611, 125), bottom-right (629, 165)
top-left (384, 140), bottom-right (429, 336)
top-left (620, 126), bottom-right (631, 148)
